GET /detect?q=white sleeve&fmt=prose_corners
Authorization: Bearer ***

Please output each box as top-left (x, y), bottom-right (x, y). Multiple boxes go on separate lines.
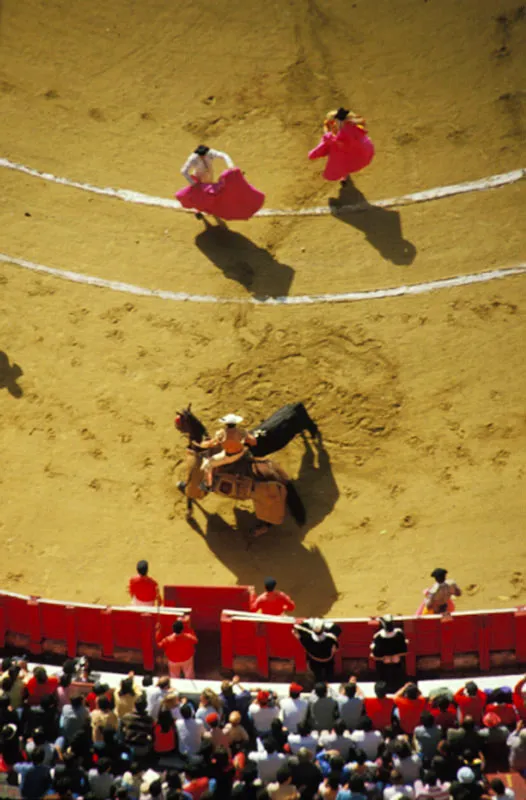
top-left (181, 153), bottom-right (198, 184)
top-left (209, 148), bottom-right (234, 169)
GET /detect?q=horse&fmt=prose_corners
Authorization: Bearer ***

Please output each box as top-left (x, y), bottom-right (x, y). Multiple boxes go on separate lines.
top-left (174, 404), bottom-right (313, 536)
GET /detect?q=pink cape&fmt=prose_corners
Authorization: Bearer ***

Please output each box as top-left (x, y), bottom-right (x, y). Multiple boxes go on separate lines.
top-left (308, 122), bottom-right (375, 181)
top-left (175, 167), bottom-right (265, 220)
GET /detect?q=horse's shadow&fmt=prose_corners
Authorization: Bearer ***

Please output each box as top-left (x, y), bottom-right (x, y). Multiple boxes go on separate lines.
top-left (194, 222), bottom-right (295, 299)
top-left (0, 351), bottom-right (23, 398)
top-left (187, 505), bottom-right (338, 617)
top-left (328, 180), bottom-right (417, 265)
top-left (294, 435), bottom-right (340, 535)
top-left (184, 435), bottom-right (340, 616)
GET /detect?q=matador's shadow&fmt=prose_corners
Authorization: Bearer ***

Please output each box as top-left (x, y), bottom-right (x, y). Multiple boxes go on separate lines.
top-left (195, 221), bottom-right (295, 299)
top-left (0, 351), bottom-right (23, 398)
top-left (329, 180), bottom-right (417, 265)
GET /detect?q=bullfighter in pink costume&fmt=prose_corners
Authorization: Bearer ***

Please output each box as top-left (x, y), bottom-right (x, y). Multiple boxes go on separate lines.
top-left (308, 107), bottom-right (375, 185)
top-left (176, 144), bottom-right (265, 222)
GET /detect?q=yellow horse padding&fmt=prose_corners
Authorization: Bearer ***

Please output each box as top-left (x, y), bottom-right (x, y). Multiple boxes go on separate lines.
top-left (252, 481), bottom-right (287, 525)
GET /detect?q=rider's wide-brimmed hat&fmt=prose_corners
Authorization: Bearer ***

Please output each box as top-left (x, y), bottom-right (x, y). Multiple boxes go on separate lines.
top-left (219, 413), bottom-right (244, 425)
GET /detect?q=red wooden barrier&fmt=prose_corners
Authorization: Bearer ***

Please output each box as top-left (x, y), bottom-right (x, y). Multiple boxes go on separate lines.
top-left (220, 607), bottom-right (526, 680)
top-left (164, 585), bottom-right (255, 631)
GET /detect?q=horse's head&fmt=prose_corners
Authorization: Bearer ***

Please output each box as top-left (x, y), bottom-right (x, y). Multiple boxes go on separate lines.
top-left (174, 403), bottom-right (209, 444)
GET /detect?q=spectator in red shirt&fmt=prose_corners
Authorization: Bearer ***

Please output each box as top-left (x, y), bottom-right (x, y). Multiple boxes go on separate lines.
top-left (431, 696), bottom-right (458, 732)
top-left (393, 682), bottom-right (428, 734)
top-left (365, 681), bottom-right (395, 731)
top-left (484, 689), bottom-right (518, 728)
top-left (156, 620), bottom-right (198, 679)
top-left (512, 675), bottom-right (526, 722)
top-left (128, 560), bottom-right (162, 606)
top-left (454, 682), bottom-right (487, 725)
top-left (24, 667), bottom-right (59, 707)
top-left (251, 577), bottom-right (296, 616)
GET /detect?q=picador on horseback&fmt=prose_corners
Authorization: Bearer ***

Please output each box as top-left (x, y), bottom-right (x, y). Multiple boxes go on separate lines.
top-left (199, 413), bottom-right (258, 491)
top-left (174, 402), bottom-right (319, 537)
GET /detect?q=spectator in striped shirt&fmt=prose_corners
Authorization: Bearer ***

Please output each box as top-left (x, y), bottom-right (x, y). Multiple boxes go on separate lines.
top-left (414, 769), bottom-right (451, 800)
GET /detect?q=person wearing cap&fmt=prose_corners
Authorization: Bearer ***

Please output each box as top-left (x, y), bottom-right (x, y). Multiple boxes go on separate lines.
top-left (454, 682), bottom-right (488, 725)
top-left (292, 618), bottom-right (342, 682)
top-left (155, 619), bottom-right (198, 679)
top-left (202, 711), bottom-right (231, 753)
top-left (449, 767), bottom-right (486, 800)
top-left (280, 683), bottom-right (308, 733)
top-left (478, 712), bottom-right (510, 771)
top-left (370, 615), bottom-right (409, 692)
top-left (423, 568), bottom-right (462, 615)
top-left (128, 560), bottom-right (162, 606)
top-left (489, 777), bottom-right (516, 800)
top-left (308, 106), bottom-right (375, 186)
top-left (199, 413), bottom-right (258, 489)
top-left (248, 689), bottom-right (280, 735)
top-left (251, 578), bottom-right (296, 616)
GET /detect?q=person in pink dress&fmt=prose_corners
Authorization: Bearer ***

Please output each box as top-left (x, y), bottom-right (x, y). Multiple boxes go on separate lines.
top-left (308, 107), bottom-right (375, 186)
top-left (176, 144), bottom-right (265, 223)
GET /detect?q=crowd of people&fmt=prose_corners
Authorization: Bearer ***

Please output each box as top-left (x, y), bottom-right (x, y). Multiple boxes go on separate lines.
top-left (1, 654), bottom-right (525, 800)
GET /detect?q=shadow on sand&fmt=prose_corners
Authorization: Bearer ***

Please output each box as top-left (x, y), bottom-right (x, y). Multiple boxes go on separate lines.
top-left (183, 435), bottom-right (340, 616)
top-left (0, 351), bottom-right (23, 398)
top-left (194, 221), bottom-right (295, 298)
top-left (329, 180), bottom-right (417, 265)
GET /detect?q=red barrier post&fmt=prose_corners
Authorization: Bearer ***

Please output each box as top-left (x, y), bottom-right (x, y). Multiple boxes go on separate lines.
top-left (514, 606), bottom-right (526, 663)
top-left (28, 596), bottom-right (42, 655)
top-left (140, 613), bottom-right (155, 672)
top-left (65, 606), bottom-right (77, 657)
top-left (100, 608), bottom-right (114, 658)
top-left (221, 613), bottom-right (234, 670)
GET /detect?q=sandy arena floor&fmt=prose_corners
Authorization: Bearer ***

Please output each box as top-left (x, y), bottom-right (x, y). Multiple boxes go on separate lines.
top-left (0, 0), bottom-right (525, 620)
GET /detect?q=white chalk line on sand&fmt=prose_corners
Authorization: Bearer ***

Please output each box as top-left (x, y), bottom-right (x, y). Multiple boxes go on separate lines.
top-left (0, 157), bottom-right (524, 217)
top-left (1, 252), bottom-right (525, 306)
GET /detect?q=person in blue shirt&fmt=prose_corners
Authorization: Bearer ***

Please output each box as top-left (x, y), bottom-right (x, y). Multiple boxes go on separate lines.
top-left (337, 774), bottom-right (369, 800)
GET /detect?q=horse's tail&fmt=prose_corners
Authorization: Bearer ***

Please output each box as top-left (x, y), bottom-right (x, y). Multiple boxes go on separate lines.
top-left (286, 481), bottom-right (306, 526)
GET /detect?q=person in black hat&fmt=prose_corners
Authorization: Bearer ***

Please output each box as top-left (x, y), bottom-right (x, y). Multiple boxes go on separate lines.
top-left (370, 615), bottom-right (409, 692)
top-left (292, 618), bottom-right (341, 682)
top-left (180, 144), bottom-right (234, 187)
top-left (308, 106), bottom-right (375, 186)
top-left (424, 568), bottom-right (462, 615)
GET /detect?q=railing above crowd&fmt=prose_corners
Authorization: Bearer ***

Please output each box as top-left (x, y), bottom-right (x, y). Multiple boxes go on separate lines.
top-left (0, 587), bottom-right (525, 679)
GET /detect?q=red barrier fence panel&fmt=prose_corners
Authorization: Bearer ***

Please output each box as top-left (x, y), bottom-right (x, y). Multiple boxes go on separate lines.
top-left (164, 585), bottom-right (255, 631)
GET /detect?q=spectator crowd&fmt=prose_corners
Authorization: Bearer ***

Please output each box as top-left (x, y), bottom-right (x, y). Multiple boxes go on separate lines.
top-left (0, 656), bottom-right (525, 800)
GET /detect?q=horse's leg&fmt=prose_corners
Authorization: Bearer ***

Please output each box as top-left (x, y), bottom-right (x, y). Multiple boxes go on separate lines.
top-left (186, 497), bottom-right (194, 519)
top-left (301, 403), bottom-right (320, 439)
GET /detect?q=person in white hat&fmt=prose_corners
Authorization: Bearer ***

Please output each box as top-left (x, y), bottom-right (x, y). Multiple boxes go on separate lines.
top-left (199, 413), bottom-right (258, 489)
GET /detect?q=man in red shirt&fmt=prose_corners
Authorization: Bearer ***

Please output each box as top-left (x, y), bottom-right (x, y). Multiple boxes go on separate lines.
top-left (484, 689), bottom-right (518, 727)
top-left (156, 620), bottom-right (198, 679)
top-left (454, 681), bottom-right (487, 725)
top-left (393, 682), bottom-right (428, 734)
top-left (128, 560), bottom-right (162, 606)
top-left (251, 577), bottom-right (295, 616)
top-left (365, 681), bottom-right (395, 730)
top-left (25, 666), bottom-right (59, 706)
